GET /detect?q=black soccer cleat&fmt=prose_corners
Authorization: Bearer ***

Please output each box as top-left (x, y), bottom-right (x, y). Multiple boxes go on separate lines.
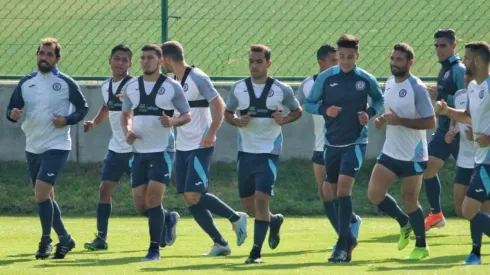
top-left (52, 237), bottom-right (76, 259)
top-left (35, 238), bottom-right (53, 260)
top-left (328, 247), bottom-right (348, 263)
top-left (244, 250), bottom-right (263, 264)
top-left (84, 234), bottom-right (108, 251)
top-left (268, 214), bottom-right (284, 250)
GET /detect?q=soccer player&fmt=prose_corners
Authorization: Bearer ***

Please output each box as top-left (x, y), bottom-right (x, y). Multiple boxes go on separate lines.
top-left (304, 34), bottom-right (383, 263)
top-left (82, 45), bottom-right (135, 250)
top-left (296, 44), bottom-right (361, 247)
top-left (224, 44), bottom-right (302, 263)
top-left (424, 29), bottom-right (466, 230)
top-left (434, 41), bottom-right (490, 265)
top-left (160, 41), bottom-right (248, 256)
top-left (444, 71), bottom-right (476, 218)
top-left (6, 38), bottom-right (88, 259)
top-left (120, 44), bottom-right (191, 261)
top-left (368, 43), bottom-right (435, 260)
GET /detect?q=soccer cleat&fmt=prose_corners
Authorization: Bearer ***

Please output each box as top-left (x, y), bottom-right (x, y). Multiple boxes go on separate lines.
top-left (328, 247), bottom-right (348, 263)
top-left (165, 211), bottom-right (180, 246)
top-left (244, 250), bottom-right (262, 264)
top-left (268, 214), bottom-right (284, 250)
top-left (35, 238), bottom-right (53, 260)
top-left (398, 223), bottom-right (412, 251)
top-left (407, 246), bottom-right (429, 260)
top-left (52, 237), bottom-right (76, 259)
top-left (464, 253), bottom-right (481, 265)
top-left (232, 212), bottom-right (249, 246)
top-left (84, 234), bottom-right (108, 251)
top-left (204, 243), bottom-right (232, 256)
top-left (142, 248), bottom-right (161, 261)
top-left (350, 215), bottom-right (362, 240)
top-left (424, 212), bottom-right (446, 231)
top-left (345, 236), bottom-right (358, 263)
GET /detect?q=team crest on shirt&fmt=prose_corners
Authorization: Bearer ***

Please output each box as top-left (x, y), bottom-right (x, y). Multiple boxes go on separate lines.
top-left (183, 83), bottom-right (188, 92)
top-left (355, 81), bottom-right (366, 90)
top-left (480, 90), bottom-right (485, 99)
top-left (52, 83), bottom-right (62, 91)
top-left (268, 89), bottom-right (275, 97)
top-left (157, 87), bottom-right (166, 95)
top-left (399, 89), bottom-right (407, 98)
top-left (443, 71), bottom-right (450, 80)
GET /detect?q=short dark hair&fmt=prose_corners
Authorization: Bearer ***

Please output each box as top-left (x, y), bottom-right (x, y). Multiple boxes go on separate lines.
top-left (160, 41), bottom-right (184, 61)
top-left (37, 37), bottom-right (61, 58)
top-left (111, 44), bottom-right (132, 59)
top-left (141, 44), bottom-right (163, 58)
top-left (337, 34), bottom-right (359, 50)
top-left (434, 29), bottom-right (456, 43)
top-left (393, 43), bottom-right (415, 60)
top-left (250, 44), bottom-right (271, 61)
top-left (465, 41), bottom-right (490, 64)
top-left (317, 44), bottom-right (337, 60)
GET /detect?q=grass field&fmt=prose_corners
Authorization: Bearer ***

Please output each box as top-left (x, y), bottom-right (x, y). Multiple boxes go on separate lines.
top-left (0, 0), bottom-right (489, 77)
top-left (0, 216), bottom-right (488, 275)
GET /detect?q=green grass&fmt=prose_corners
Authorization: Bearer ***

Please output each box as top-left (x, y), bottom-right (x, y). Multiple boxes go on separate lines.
top-left (0, 217), bottom-right (488, 274)
top-left (0, 159), bottom-right (459, 216)
top-left (0, 0), bottom-right (489, 77)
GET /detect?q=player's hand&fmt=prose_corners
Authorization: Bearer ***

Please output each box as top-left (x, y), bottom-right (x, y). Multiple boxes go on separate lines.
top-left (434, 99), bottom-right (449, 115)
top-left (159, 112), bottom-right (174, 128)
top-left (445, 130), bottom-right (456, 144)
top-left (272, 106), bottom-right (284, 125)
top-left (125, 131), bottom-right (140, 145)
top-left (200, 132), bottom-right (216, 148)
top-left (237, 112), bottom-right (252, 127)
top-left (357, 111), bottom-right (369, 125)
top-left (465, 126), bottom-right (474, 141)
top-left (115, 94), bottom-right (124, 100)
top-left (326, 106), bottom-right (342, 117)
top-left (374, 115), bottom-right (386, 129)
top-left (83, 120), bottom-right (95, 132)
top-left (428, 86), bottom-right (438, 100)
top-left (474, 132), bottom-right (490, 148)
top-left (9, 108), bottom-right (22, 121)
top-left (52, 114), bottom-right (67, 128)
top-left (384, 108), bottom-right (401, 125)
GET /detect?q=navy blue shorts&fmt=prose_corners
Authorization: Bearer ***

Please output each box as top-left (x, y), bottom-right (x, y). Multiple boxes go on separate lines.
top-left (237, 152), bottom-right (279, 198)
top-left (454, 166), bottom-right (474, 186)
top-left (311, 151), bottom-right (324, 165)
top-left (175, 147), bottom-right (214, 194)
top-left (100, 151), bottom-right (132, 182)
top-left (324, 144), bottom-right (366, 183)
top-left (25, 149), bottom-right (70, 186)
top-left (130, 151), bottom-right (174, 188)
top-left (376, 153), bottom-right (427, 178)
top-left (428, 131), bottom-right (459, 161)
top-left (466, 164), bottom-right (490, 202)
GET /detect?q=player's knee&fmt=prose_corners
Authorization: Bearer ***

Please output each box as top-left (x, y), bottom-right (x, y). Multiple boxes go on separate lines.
top-left (423, 158), bottom-right (442, 178)
top-left (454, 204), bottom-right (463, 218)
top-left (34, 180), bottom-right (52, 202)
top-left (462, 206), bottom-right (477, 220)
top-left (240, 197), bottom-right (255, 214)
top-left (183, 192), bottom-right (201, 206)
top-left (367, 186), bottom-right (384, 205)
top-left (401, 192), bottom-right (418, 212)
top-left (99, 181), bottom-right (116, 203)
top-left (322, 183), bottom-right (336, 201)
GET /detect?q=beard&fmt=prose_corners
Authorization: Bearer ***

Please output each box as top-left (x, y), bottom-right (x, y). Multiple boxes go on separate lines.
top-left (391, 66), bottom-right (408, 77)
top-left (38, 61), bottom-right (53, 73)
top-left (143, 67), bottom-right (159, 76)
